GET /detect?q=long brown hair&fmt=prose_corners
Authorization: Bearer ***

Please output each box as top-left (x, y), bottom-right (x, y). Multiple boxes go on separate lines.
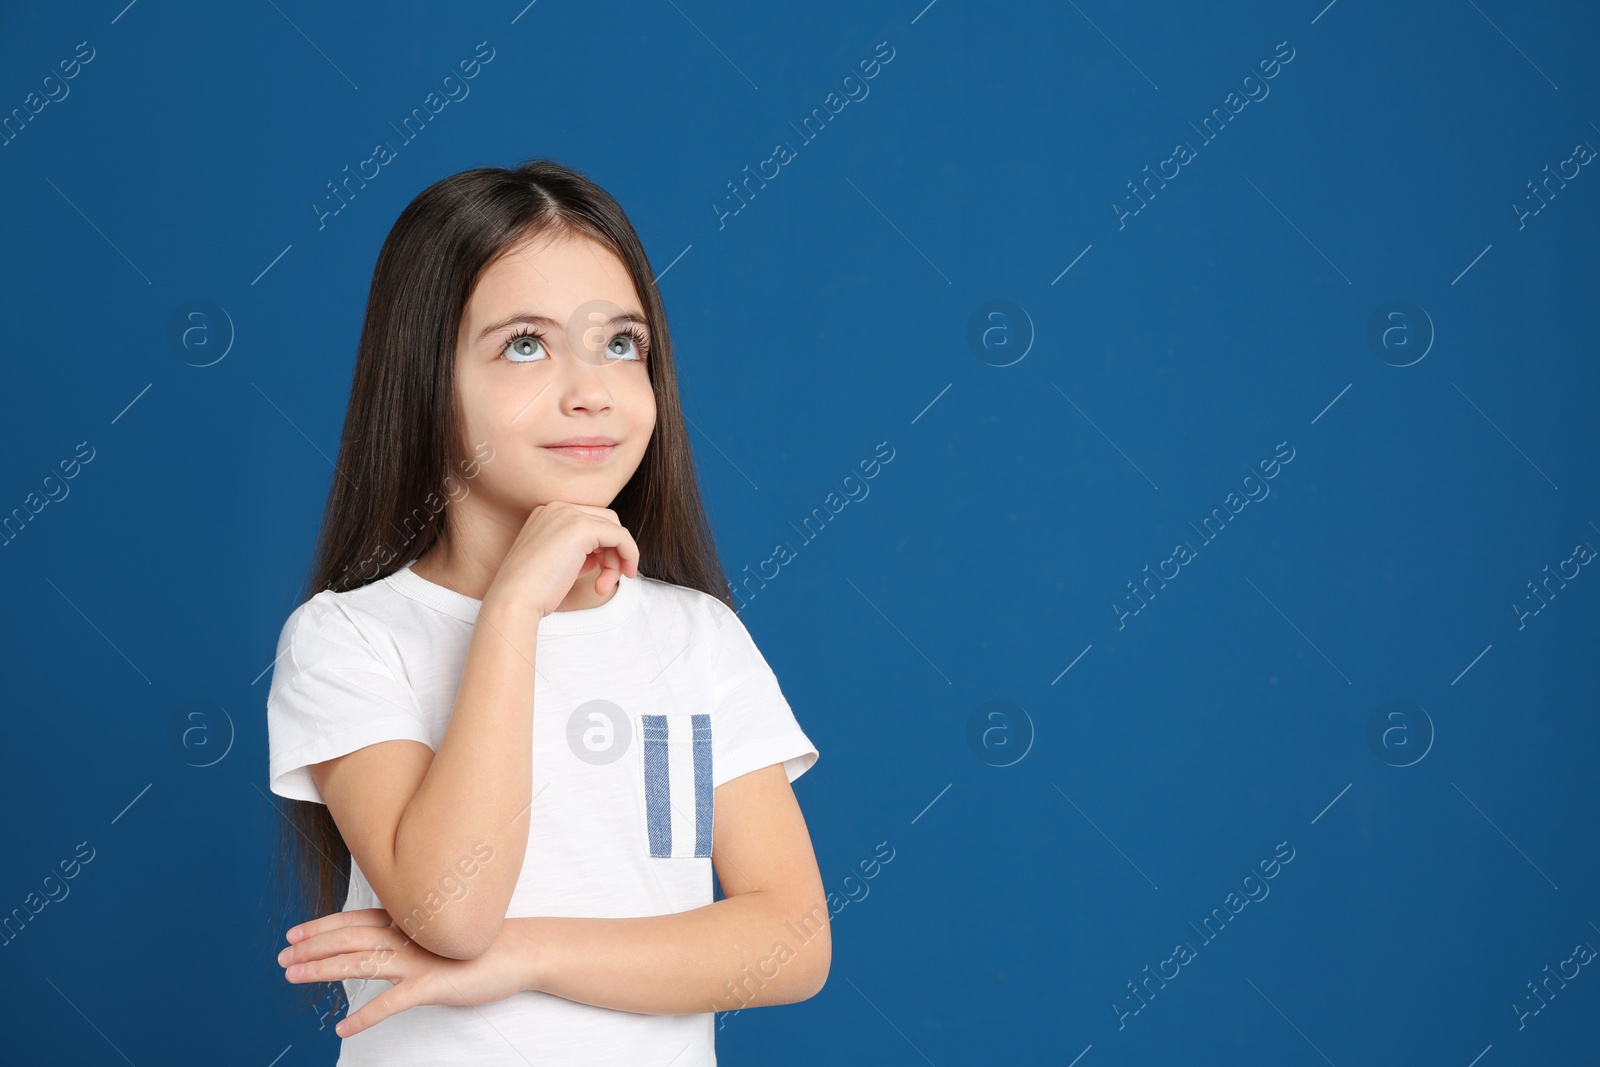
top-left (270, 159), bottom-right (733, 1014)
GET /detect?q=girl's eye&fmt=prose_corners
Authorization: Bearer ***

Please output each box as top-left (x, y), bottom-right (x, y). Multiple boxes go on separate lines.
top-left (503, 332), bottom-right (547, 363)
top-left (500, 326), bottom-right (650, 364)
top-left (607, 326), bottom-right (650, 363)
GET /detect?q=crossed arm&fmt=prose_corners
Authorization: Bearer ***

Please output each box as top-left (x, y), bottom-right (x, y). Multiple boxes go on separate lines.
top-left (508, 759), bottom-right (831, 1013)
top-left (279, 762), bottom-right (832, 1035)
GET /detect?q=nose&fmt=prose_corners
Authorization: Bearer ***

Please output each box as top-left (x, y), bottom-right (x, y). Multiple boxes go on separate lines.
top-left (556, 344), bottom-right (614, 413)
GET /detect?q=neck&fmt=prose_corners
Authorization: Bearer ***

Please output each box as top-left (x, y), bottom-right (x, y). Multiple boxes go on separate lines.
top-left (413, 520), bottom-right (618, 614)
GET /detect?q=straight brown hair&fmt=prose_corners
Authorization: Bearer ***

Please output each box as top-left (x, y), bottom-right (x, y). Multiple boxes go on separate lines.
top-left (269, 158), bottom-right (733, 1015)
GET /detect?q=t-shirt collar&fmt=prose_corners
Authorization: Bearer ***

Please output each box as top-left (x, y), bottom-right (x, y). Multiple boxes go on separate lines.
top-left (388, 560), bottom-right (641, 635)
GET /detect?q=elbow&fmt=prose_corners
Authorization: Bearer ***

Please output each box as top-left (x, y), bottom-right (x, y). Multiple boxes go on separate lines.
top-left (389, 906), bottom-right (504, 961)
top-left (801, 940), bottom-right (831, 1001)
top-left (784, 903), bottom-right (831, 1002)
top-left (436, 914), bottom-right (505, 960)
top-left (384, 853), bottom-right (513, 959)
top-left (432, 922), bottom-right (502, 961)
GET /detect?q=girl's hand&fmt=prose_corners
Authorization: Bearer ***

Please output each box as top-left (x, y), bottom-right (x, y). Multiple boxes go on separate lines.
top-left (279, 908), bottom-right (527, 1037)
top-left (489, 500), bottom-right (641, 620)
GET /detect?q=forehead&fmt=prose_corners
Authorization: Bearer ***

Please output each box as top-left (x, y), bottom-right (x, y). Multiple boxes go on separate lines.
top-left (465, 231), bottom-right (640, 324)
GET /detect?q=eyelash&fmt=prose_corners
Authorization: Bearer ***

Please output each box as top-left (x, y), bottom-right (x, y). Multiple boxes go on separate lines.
top-left (501, 324), bottom-right (651, 363)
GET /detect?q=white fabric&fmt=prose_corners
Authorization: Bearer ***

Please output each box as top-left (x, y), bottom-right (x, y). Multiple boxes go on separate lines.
top-left (265, 561), bottom-right (818, 1065)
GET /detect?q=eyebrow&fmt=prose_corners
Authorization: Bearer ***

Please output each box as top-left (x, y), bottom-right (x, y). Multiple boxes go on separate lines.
top-left (474, 310), bottom-right (649, 345)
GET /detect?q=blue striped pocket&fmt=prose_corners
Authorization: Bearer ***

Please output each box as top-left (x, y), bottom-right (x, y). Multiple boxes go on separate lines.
top-left (640, 713), bottom-right (714, 859)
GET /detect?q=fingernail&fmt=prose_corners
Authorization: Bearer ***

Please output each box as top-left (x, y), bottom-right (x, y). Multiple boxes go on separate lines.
top-left (278, 948), bottom-right (290, 965)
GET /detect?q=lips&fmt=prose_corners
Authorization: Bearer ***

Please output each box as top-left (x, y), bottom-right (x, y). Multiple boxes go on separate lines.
top-left (542, 439), bottom-right (617, 462)
top-left (544, 437), bottom-right (617, 447)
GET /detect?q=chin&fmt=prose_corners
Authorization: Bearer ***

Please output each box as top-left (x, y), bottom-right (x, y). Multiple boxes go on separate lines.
top-left (529, 485), bottom-right (623, 509)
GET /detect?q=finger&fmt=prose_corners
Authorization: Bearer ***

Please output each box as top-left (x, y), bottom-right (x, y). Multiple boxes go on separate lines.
top-left (286, 948), bottom-right (398, 986)
top-left (292, 945), bottom-right (401, 985)
top-left (286, 918), bottom-right (396, 961)
top-left (287, 908), bottom-right (392, 943)
top-left (284, 922), bottom-right (410, 971)
top-left (555, 502), bottom-right (620, 523)
top-left (593, 522), bottom-right (641, 571)
top-left (620, 527), bottom-right (642, 571)
top-left (336, 981), bottom-right (422, 1039)
top-left (597, 548), bottom-right (620, 594)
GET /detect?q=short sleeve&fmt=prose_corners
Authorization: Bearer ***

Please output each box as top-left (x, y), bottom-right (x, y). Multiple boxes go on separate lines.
top-left (265, 596), bottom-right (433, 805)
top-left (710, 602), bottom-right (819, 789)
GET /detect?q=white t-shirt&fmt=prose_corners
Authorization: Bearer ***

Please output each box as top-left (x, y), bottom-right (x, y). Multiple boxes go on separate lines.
top-left (265, 561), bottom-right (819, 1066)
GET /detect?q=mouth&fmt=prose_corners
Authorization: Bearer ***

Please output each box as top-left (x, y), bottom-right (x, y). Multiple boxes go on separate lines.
top-left (541, 440), bottom-right (617, 462)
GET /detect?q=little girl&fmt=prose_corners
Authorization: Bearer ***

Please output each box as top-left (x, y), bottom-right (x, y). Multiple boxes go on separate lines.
top-left (265, 159), bottom-right (828, 1065)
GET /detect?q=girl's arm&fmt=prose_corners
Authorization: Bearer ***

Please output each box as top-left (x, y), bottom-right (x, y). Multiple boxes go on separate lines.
top-left (313, 507), bottom-right (637, 962)
top-left (278, 767), bottom-right (830, 1034)
top-left (313, 590), bottom-right (542, 960)
top-left (505, 763), bottom-right (832, 1013)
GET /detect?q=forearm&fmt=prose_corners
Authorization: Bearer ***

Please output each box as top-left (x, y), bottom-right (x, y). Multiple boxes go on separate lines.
top-left (393, 594), bottom-right (538, 955)
top-left (504, 892), bottom-right (831, 1015)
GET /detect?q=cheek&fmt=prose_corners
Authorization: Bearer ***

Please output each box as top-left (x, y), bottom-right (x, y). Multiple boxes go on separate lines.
top-left (462, 382), bottom-right (525, 440)
top-left (630, 374), bottom-right (657, 425)
top-left (453, 374), bottom-right (487, 429)
top-left (633, 409), bottom-right (657, 457)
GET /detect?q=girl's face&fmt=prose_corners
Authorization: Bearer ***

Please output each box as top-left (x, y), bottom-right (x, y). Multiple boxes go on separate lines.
top-left (452, 231), bottom-right (657, 517)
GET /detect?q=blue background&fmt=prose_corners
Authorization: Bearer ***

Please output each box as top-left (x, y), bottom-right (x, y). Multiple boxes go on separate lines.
top-left (2, 1), bottom-right (1597, 1063)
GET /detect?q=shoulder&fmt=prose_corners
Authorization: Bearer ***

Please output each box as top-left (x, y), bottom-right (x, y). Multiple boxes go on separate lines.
top-left (633, 576), bottom-right (749, 640)
top-left (636, 580), bottom-right (788, 691)
top-left (634, 575), bottom-right (732, 623)
top-left (272, 576), bottom-right (415, 672)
